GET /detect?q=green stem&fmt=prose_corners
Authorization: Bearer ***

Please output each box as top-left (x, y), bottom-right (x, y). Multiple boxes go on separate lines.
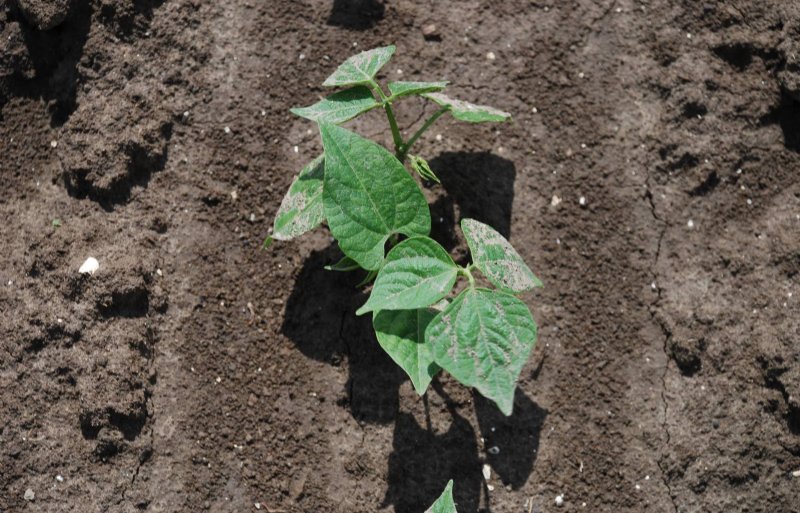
top-left (384, 103), bottom-right (405, 159)
top-left (459, 265), bottom-right (476, 289)
top-left (370, 80), bottom-right (406, 159)
top-left (400, 107), bottom-right (448, 161)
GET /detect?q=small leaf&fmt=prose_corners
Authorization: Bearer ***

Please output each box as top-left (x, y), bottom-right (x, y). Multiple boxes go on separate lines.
top-left (321, 123), bottom-right (430, 270)
top-left (373, 308), bottom-right (441, 395)
top-left (290, 86), bottom-right (379, 124)
top-left (409, 154), bottom-right (440, 183)
top-left (427, 288), bottom-right (537, 415)
top-left (272, 155), bottom-right (325, 241)
top-left (325, 255), bottom-right (361, 272)
top-left (425, 480), bottom-right (457, 513)
top-left (422, 92), bottom-right (511, 123)
top-left (322, 45), bottom-right (396, 87)
top-left (461, 218), bottom-right (541, 293)
top-left (356, 237), bottom-right (457, 315)
top-left (388, 81), bottom-right (448, 99)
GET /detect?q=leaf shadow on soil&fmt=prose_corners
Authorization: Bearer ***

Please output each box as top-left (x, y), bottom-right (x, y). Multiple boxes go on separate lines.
top-left (428, 152), bottom-right (516, 254)
top-left (382, 385), bottom-right (546, 513)
top-left (326, 0), bottom-right (385, 30)
top-left (281, 244), bottom-right (406, 424)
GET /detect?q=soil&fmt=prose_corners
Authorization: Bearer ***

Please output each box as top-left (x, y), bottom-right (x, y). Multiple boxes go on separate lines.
top-left (1, 1), bottom-right (799, 512)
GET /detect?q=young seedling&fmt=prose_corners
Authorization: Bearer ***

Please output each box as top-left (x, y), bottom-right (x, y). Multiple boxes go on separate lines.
top-left (269, 45), bottom-right (541, 415)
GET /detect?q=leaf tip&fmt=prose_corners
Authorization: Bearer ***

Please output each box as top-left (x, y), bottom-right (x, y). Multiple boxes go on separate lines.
top-left (262, 236), bottom-right (273, 250)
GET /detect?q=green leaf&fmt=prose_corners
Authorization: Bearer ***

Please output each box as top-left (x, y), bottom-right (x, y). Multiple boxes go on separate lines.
top-left (356, 237), bottom-right (457, 315)
top-left (409, 154), bottom-right (440, 183)
top-left (373, 308), bottom-right (441, 395)
top-left (425, 480), bottom-right (457, 513)
top-left (321, 123), bottom-right (430, 270)
top-left (426, 288), bottom-right (537, 415)
top-left (272, 155), bottom-right (325, 241)
top-left (322, 45), bottom-right (396, 87)
top-left (290, 86), bottom-right (379, 124)
top-left (461, 219), bottom-right (541, 293)
top-left (422, 92), bottom-right (511, 123)
top-left (325, 255), bottom-right (361, 272)
top-left (388, 81), bottom-right (448, 99)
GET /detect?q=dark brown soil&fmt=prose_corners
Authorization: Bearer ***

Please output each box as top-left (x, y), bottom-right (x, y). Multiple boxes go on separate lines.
top-left (2, 1), bottom-right (799, 512)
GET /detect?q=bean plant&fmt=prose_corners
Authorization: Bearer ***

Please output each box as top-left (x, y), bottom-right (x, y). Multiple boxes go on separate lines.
top-left (268, 45), bottom-right (541, 415)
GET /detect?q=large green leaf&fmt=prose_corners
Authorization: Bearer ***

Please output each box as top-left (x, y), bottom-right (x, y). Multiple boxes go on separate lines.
top-left (422, 92), bottom-right (510, 123)
top-left (321, 123), bottom-right (430, 270)
top-left (426, 288), bottom-right (537, 415)
top-left (425, 480), bottom-right (457, 513)
top-left (462, 219), bottom-right (541, 293)
top-left (322, 45), bottom-right (396, 87)
top-left (272, 155), bottom-right (325, 240)
top-left (388, 81), bottom-right (448, 99)
top-left (356, 237), bottom-right (457, 315)
top-left (290, 86), bottom-right (379, 124)
top-left (373, 308), bottom-right (441, 395)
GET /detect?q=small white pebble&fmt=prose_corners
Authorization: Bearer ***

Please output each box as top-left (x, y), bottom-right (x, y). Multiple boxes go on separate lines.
top-left (56, 475), bottom-right (64, 482)
top-left (581, 143), bottom-right (587, 149)
top-left (396, 69), bottom-right (403, 75)
top-left (792, 469), bottom-right (800, 478)
top-left (255, 503), bottom-right (261, 510)
top-left (486, 51), bottom-right (496, 60)
top-left (183, 111), bottom-right (189, 118)
top-left (555, 495), bottom-right (564, 507)
top-left (645, 475), bottom-right (650, 480)
top-left (435, 134), bottom-right (443, 142)
top-left (24, 489), bottom-right (35, 501)
top-left (156, 269), bottom-right (163, 277)
top-left (687, 219), bottom-right (694, 228)
top-left (487, 484), bottom-right (495, 491)
top-left (215, 376), bottom-right (222, 383)
top-left (635, 484), bottom-right (641, 490)
top-left (532, 107), bottom-right (538, 113)
top-left (579, 196), bottom-right (587, 206)
top-left (260, 110), bottom-right (266, 116)
top-left (224, 126), bottom-right (231, 134)
top-left (249, 213), bottom-right (256, 222)
top-left (687, 33), bottom-right (692, 39)
top-left (57, 318), bottom-right (63, 323)
top-left (482, 464), bottom-right (491, 480)
top-left (551, 195), bottom-right (562, 206)
top-left (293, 145), bottom-right (299, 153)
top-left (299, 53), bottom-right (305, 60)
top-left (746, 198), bottom-right (752, 205)
top-left (50, 140), bottom-right (58, 148)
top-left (79, 257), bottom-right (99, 275)
top-left (231, 190), bottom-right (238, 200)
top-left (651, 282), bottom-right (657, 290)
top-left (578, 72), bottom-right (585, 78)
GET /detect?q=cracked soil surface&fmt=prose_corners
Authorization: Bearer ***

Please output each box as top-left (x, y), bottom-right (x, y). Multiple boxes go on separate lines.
top-left (1, 1), bottom-right (799, 512)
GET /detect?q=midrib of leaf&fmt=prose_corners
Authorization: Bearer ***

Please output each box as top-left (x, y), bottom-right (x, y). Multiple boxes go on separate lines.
top-left (326, 129), bottom-right (392, 233)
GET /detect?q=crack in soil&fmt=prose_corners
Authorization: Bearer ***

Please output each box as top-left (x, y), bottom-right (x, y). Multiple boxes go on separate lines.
top-left (120, 321), bottom-right (158, 506)
top-left (644, 173), bottom-right (678, 513)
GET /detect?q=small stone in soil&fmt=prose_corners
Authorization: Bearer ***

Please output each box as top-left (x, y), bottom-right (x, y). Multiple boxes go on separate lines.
top-left (555, 494), bottom-right (564, 506)
top-left (79, 257), bottom-right (99, 275)
top-left (24, 488), bottom-right (35, 501)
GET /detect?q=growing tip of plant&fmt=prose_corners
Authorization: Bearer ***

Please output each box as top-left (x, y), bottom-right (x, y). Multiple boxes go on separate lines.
top-left (262, 236), bottom-right (273, 250)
